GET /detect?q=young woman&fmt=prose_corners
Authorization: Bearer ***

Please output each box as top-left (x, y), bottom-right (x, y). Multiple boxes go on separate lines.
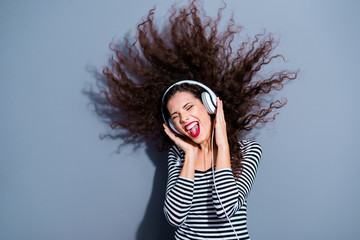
top-left (161, 81), bottom-right (262, 239)
top-left (99, 0), bottom-right (297, 239)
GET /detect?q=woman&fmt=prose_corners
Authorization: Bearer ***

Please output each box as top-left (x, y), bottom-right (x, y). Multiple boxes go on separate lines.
top-left (100, 0), bottom-right (297, 239)
top-left (161, 81), bottom-right (262, 239)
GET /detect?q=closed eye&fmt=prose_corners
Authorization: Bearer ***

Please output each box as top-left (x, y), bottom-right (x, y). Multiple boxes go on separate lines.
top-left (170, 102), bottom-right (193, 120)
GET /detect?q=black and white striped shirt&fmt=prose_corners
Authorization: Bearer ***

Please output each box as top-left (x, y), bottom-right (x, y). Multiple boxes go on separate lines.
top-left (164, 140), bottom-right (262, 240)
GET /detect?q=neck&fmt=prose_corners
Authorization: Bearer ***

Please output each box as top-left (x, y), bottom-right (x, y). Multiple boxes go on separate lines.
top-left (198, 120), bottom-right (215, 152)
top-left (196, 123), bottom-right (217, 170)
top-left (199, 139), bottom-right (212, 152)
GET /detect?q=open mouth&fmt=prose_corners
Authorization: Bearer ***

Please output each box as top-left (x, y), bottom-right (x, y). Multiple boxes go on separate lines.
top-left (185, 121), bottom-right (200, 138)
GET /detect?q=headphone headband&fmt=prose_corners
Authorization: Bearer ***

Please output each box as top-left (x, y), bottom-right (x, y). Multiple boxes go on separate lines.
top-left (161, 80), bottom-right (214, 103)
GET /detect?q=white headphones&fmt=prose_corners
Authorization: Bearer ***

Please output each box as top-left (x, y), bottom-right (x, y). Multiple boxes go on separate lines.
top-left (161, 80), bottom-right (217, 136)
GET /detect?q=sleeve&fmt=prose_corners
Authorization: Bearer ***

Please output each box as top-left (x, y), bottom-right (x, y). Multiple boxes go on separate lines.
top-left (212, 140), bottom-right (262, 218)
top-left (163, 145), bottom-right (195, 227)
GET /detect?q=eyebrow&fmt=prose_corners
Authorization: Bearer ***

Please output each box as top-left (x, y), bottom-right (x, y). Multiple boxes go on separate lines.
top-left (170, 102), bottom-right (193, 117)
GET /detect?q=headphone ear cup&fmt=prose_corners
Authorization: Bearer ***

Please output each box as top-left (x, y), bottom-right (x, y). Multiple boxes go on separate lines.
top-left (201, 92), bottom-right (217, 114)
top-left (168, 118), bottom-right (183, 136)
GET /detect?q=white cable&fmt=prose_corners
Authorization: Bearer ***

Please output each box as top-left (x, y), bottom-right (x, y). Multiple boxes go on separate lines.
top-left (211, 125), bottom-right (240, 240)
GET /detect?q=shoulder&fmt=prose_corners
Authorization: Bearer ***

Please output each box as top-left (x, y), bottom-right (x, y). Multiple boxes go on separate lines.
top-left (239, 140), bottom-right (262, 160)
top-left (168, 145), bottom-right (184, 157)
top-left (167, 145), bottom-right (185, 166)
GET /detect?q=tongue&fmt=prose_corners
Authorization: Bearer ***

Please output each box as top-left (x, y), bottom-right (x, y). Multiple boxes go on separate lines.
top-left (189, 124), bottom-right (199, 136)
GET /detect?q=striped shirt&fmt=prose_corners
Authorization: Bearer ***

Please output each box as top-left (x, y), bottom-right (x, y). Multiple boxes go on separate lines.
top-left (163, 140), bottom-right (262, 240)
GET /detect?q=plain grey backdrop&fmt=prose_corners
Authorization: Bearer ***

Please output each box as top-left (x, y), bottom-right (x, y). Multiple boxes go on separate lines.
top-left (1, 0), bottom-right (359, 239)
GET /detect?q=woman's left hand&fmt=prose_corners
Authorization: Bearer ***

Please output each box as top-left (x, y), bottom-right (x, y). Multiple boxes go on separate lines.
top-left (214, 97), bottom-right (229, 149)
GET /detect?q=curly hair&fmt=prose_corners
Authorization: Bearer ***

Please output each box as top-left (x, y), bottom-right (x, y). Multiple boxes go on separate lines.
top-left (101, 0), bottom-right (297, 178)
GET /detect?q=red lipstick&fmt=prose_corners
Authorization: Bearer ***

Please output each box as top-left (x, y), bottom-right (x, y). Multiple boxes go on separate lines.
top-left (185, 121), bottom-right (200, 138)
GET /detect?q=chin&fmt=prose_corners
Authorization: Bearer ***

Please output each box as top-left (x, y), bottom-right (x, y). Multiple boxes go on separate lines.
top-left (188, 132), bottom-right (210, 145)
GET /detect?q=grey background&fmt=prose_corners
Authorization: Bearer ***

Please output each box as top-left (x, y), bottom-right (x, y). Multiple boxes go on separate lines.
top-left (1, 0), bottom-right (359, 239)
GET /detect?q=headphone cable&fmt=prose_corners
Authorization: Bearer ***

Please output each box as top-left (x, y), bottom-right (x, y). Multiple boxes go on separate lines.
top-left (211, 125), bottom-right (240, 240)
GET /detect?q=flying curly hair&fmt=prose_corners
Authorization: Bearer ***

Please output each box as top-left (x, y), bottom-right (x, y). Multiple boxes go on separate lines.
top-left (100, 0), bottom-right (297, 179)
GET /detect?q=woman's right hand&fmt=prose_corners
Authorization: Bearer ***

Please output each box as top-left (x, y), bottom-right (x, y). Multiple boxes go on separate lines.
top-left (163, 123), bottom-right (198, 159)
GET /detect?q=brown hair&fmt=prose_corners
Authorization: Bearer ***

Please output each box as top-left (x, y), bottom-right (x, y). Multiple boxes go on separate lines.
top-left (100, 0), bottom-right (298, 178)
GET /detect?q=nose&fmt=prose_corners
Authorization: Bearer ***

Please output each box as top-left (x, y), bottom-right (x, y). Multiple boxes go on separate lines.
top-left (179, 112), bottom-right (189, 123)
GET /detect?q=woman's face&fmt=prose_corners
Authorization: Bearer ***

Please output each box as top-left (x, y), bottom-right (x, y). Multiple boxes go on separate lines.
top-left (167, 91), bottom-right (212, 144)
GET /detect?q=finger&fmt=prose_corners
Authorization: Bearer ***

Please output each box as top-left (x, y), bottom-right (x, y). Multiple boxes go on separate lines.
top-left (215, 102), bottom-right (227, 130)
top-left (163, 123), bottom-right (194, 151)
top-left (219, 100), bottom-right (226, 121)
top-left (216, 98), bottom-right (224, 119)
top-left (217, 98), bottom-right (223, 111)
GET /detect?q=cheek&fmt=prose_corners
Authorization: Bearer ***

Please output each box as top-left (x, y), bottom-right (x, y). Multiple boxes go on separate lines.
top-left (203, 115), bottom-right (212, 127)
top-left (199, 109), bottom-right (212, 126)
